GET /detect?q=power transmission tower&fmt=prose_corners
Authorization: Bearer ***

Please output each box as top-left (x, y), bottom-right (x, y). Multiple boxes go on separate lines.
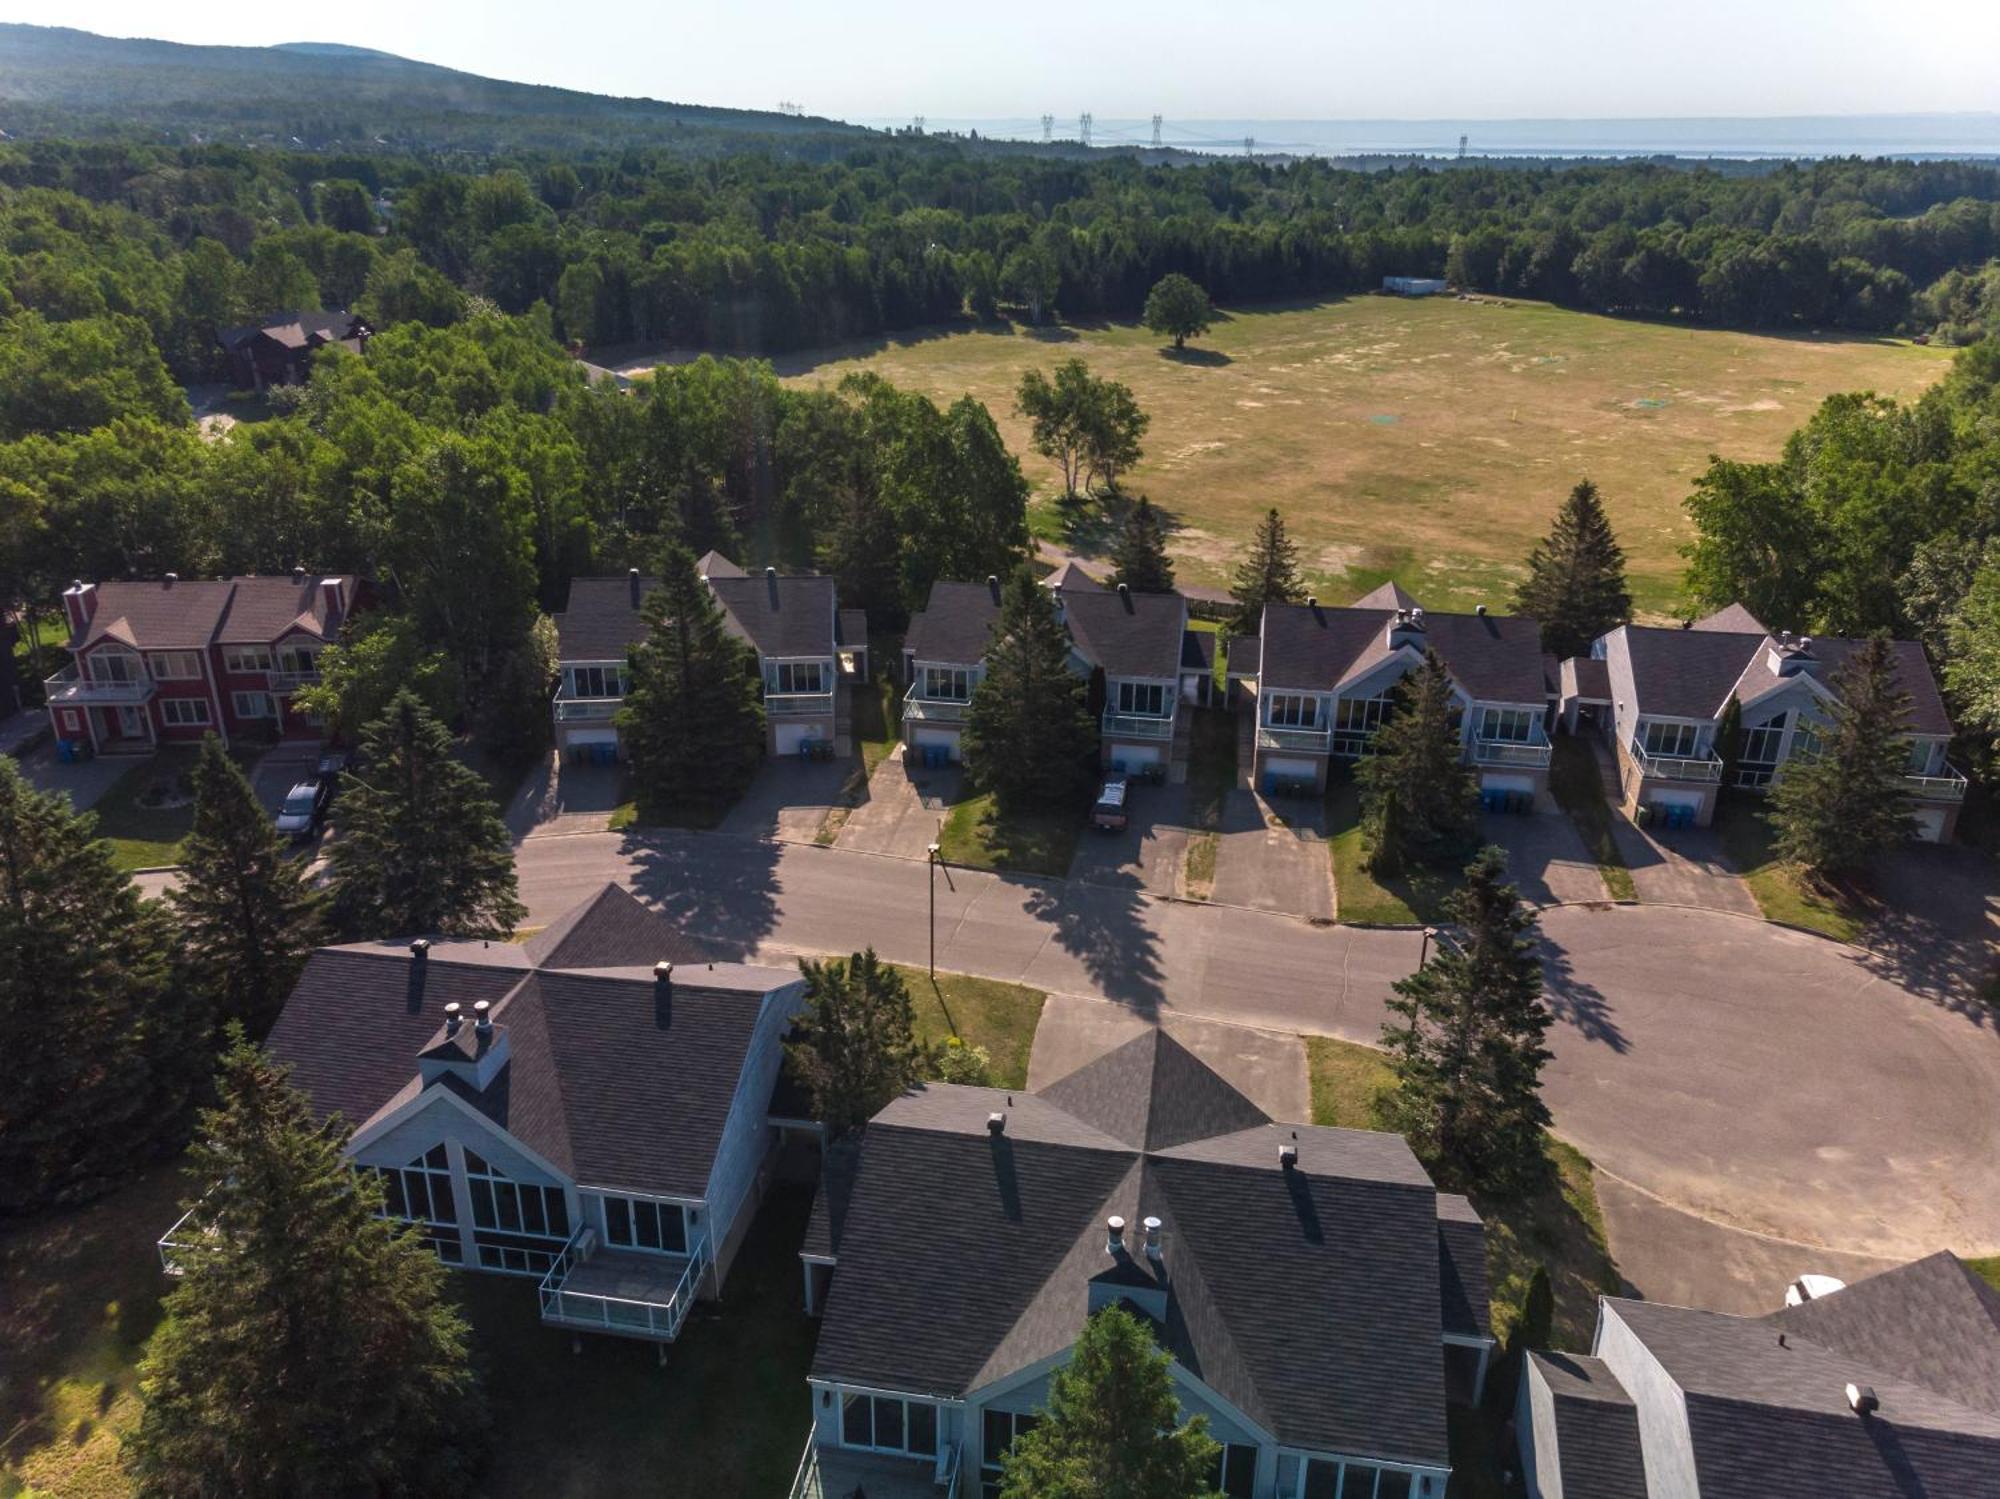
top-left (1458, 133), bottom-right (1468, 160)
top-left (911, 115), bottom-right (926, 135)
top-left (1243, 135), bottom-right (1255, 157)
top-left (1079, 112), bottom-right (1092, 147)
top-left (1151, 114), bottom-right (1163, 149)
top-left (1041, 113), bottom-right (1054, 142)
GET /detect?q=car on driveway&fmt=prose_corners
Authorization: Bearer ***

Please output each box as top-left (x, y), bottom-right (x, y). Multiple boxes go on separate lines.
top-left (275, 779), bottom-right (332, 841)
top-left (1091, 777), bottom-right (1129, 832)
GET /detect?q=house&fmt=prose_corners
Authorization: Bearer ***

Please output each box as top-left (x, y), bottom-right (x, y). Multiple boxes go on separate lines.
top-left (794, 1030), bottom-right (1492, 1499)
top-left (1057, 579), bottom-right (1206, 780)
top-left (551, 556), bottom-right (868, 762)
top-left (1236, 583), bottom-right (1554, 802)
top-left (217, 309), bottom-right (370, 391)
top-left (163, 884), bottom-right (808, 1345)
top-left (44, 571), bottom-right (360, 755)
top-left (1560, 604), bottom-right (1964, 839)
top-left (1518, 1252), bottom-right (2000, 1496)
top-left (901, 576), bottom-right (1006, 765)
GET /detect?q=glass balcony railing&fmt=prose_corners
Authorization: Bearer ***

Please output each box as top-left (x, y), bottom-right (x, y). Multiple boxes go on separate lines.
top-left (1102, 709), bottom-right (1176, 741)
top-left (1256, 723), bottom-right (1333, 753)
top-left (766, 690), bottom-right (835, 717)
top-left (1630, 737), bottom-right (1723, 782)
top-left (44, 666), bottom-right (154, 703)
top-left (903, 689), bottom-right (970, 723)
top-left (1904, 765), bottom-right (1968, 801)
top-left (1472, 727), bottom-right (1553, 768)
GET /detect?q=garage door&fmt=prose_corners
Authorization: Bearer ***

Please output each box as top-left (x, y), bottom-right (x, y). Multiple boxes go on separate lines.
top-left (1480, 773), bottom-right (1533, 795)
top-left (1911, 806), bottom-right (1947, 843)
top-left (1649, 789), bottom-right (1705, 812)
top-left (775, 722), bottom-right (815, 756)
top-left (1108, 743), bottom-right (1163, 771)
top-left (1264, 756), bottom-right (1318, 780)
top-left (564, 728), bottom-right (619, 747)
top-left (912, 725), bottom-right (961, 762)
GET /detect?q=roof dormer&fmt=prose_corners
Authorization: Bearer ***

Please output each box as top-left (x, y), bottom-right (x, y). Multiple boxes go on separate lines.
top-left (416, 997), bottom-right (510, 1093)
top-left (1766, 632), bottom-right (1820, 678)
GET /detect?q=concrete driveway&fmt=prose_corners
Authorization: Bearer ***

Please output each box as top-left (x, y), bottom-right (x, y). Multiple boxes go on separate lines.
top-left (1480, 810), bottom-right (1608, 907)
top-left (717, 756), bottom-right (852, 843)
top-left (1210, 790), bottom-right (1334, 920)
top-left (1067, 781), bottom-right (1191, 897)
top-left (15, 740), bottom-right (133, 812)
top-left (1609, 818), bottom-right (1757, 914)
top-left (507, 751), bottom-right (627, 839)
top-left (1862, 843), bottom-right (2000, 1018)
top-left (835, 747), bottom-right (960, 859)
top-left (251, 742), bottom-right (321, 815)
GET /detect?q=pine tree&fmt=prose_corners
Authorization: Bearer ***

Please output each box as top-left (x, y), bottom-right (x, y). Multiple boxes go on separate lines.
top-left (1381, 847), bottom-right (1553, 1196)
top-left (1110, 495), bottom-right (1176, 594)
top-left (1714, 696), bottom-right (1745, 786)
top-left (963, 571), bottom-right (1098, 813)
top-left (0, 757), bottom-right (207, 1211)
top-left (325, 690), bottom-right (524, 939)
top-left (999, 1305), bottom-right (1221, 1499)
top-left (1770, 636), bottom-right (1918, 879)
top-left (618, 542), bottom-right (766, 820)
top-left (1513, 479), bottom-right (1632, 661)
top-left (1358, 652), bottom-right (1480, 876)
top-left (785, 950), bottom-right (928, 1139)
top-left (128, 1034), bottom-right (485, 1498)
top-left (169, 735), bottom-right (320, 1039)
top-left (1229, 507), bottom-right (1303, 632)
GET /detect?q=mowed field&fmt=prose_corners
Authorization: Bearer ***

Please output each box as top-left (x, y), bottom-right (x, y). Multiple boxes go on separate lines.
top-left (770, 296), bottom-right (1949, 616)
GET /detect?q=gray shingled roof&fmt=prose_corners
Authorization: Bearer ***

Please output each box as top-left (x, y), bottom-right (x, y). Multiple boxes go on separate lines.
top-left (522, 882), bottom-right (715, 969)
top-left (1259, 601), bottom-right (1548, 703)
top-left (68, 575), bottom-right (353, 652)
top-left (810, 1031), bottom-right (1470, 1465)
top-left (1061, 588), bottom-right (1187, 679)
top-left (1436, 1194), bottom-right (1490, 1339)
top-left (1527, 1352), bottom-right (1648, 1499)
top-left (1620, 626), bottom-right (1953, 734)
top-left (706, 571), bottom-right (837, 659)
top-left (553, 574), bottom-right (653, 662)
top-left (218, 308), bottom-right (355, 349)
top-left (905, 579), bottom-right (1005, 665)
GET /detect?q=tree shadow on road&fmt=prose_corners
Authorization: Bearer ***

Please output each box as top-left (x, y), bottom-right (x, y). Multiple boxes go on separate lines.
top-left (1538, 931), bottom-right (1628, 1053)
top-left (1852, 846), bottom-right (1999, 1028)
top-left (620, 830), bottom-right (782, 962)
top-left (1021, 877), bottom-right (1166, 1017)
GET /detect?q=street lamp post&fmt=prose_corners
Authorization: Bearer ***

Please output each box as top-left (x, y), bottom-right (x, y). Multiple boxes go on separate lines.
top-left (927, 841), bottom-right (941, 979)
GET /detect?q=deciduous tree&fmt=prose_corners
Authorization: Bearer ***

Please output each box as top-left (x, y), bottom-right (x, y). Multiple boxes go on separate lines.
top-left (1770, 637), bottom-right (1917, 880)
top-left (1142, 273), bottom-right (1214, 350)
top-left (963, 571), bottom-right (1098, 813)
top-left (1513, 478), bottom-right (1631, 661)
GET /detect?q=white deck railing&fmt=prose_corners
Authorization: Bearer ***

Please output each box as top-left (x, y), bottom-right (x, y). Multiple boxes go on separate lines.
top-left (1472, 732), bottom-right (1553, 769)
top-left (1256, 723), bottom-right (1333, 753)
top-left (767, 690), bottom-right (836, 717)
top-left (1102, 710), bottom-right (1175, 741)
top-left (158, 1203), bottom-right (206, 1275)
top-left (44, 667), bottom-right (154, 703)
top-left (1904, 766), bottom-right (1969, 801)
top-left (903, 690), bottom-right (969, 724)
top-left (553, 694), bottom-right (623, 722)
top-left (1630, 737), bottom-right (1723, 783)
top-left (537, 1228), bottom-right (710, 1342)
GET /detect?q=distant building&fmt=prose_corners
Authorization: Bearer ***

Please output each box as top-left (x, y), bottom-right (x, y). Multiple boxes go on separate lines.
top-left (1383, 277), bottom-right (1449, 296)
top-left (216, 309), bottom-right (371, 391)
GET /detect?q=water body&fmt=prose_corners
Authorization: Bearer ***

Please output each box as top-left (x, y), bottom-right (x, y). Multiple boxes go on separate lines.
top-left (857, 114), bottom-right (2000, 160)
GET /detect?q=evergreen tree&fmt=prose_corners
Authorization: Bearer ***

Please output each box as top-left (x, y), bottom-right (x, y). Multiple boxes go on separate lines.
top-left (0, 758), bottom-right (208, 1211)
top-left (1513, 479), bottom-right (1632, 661)
top-left (1110, 496), bottom-right (1176, 594)
top-left (1770, 637), bottom-right (1918, 879)
top-left (1714, 696), bottom-right (1745, 786)
top-left (999, 1306), bottom-right (1221, 1499)
top-left (785, 950), bottom-right (928, 1139)
top-left (1381, 847), bottom-right (1553, 1196)
top-left (963, 571), bottom-right (1098, 812)
top-left (325, 690), bottom-right (524, 939)
top-left (128, 1034), bottom-right (485, 1498)
top-left (618, 542), bottom-right (766, 819)
top-left (1229, 507), bottom-right (1304, 631)
top-left (1358, 652), bottom-right (1480, 876)
top-left (169, 735), bottom-right (320, 1039)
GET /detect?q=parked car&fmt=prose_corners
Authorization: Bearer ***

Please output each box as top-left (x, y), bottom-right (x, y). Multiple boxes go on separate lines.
top-left (315, 748), bottom-right (350, 786)
top-left (1091, 777), bottom-right (1129, 832)
top-left (275, 779), bottom-right (333, 841)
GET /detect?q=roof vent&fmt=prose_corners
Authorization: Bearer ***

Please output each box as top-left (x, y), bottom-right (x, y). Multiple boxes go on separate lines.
top-left (628, 567), bottom-right (642, 607)
top-left (986, 1111), bottom-right (1006, 1136)
top-left (164, 572), bottom-right (178, 586)
top-left (1847, 1383), bottom-right (1879, 1416)
top-left (1476, 603), bottom-right (1488, 616)
top-left (1411, 606), bottom-right (1424, 625)
top-left (1105, 1215), bottom-right (1126, 1255)
top-left (443, 1001), bottom-right (462, 1036)
top-left (473, 999), bottom-right (493, 1037)
top-left (292, 564), bottom-right (307, 582)
top-left (654, 961), bottom-right (674, 1028)
top-left (987, 573), bottom-right (1001, 603)
top-left (1279, 1142), bottom-right (1299, 1170)
top-left (1305, 595), bottom-right (1317, 609)
top-left (1117, 581), bottom-right (1133, 612)
top-left (1143, 1215), bottom-right (1163, 1261)
top-left (409, 937), bottom-right (430, 961)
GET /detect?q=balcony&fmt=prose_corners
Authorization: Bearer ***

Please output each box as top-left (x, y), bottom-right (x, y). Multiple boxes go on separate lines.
top-left (766, 690), bottom-right (836, 718)
top-left (1256, 723), bottom-right (1333, 754)
top-left (1905, 764), bottom-right (1969, 802)
top-left (903, 689), bottom-right (970, 724)
top-left (538, 1227), bottom-right (710, 1342)
top-left (1472, 727), bottom-right (1553, 769)
top-left (789, 1442), bottom-right (959, 1499)
top-left (269, 667), bottom-right (321, 691)
top-left (44, 666), bottom-right (155, 704)
top-left (1102, 710), bottom-right (1176, 742)
top-left (554, 693), bottom-right (623, 723)
top-left (1629, 737), bottom-right (1723, 783)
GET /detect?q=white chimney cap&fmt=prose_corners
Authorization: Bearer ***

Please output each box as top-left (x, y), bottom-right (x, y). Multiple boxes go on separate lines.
top-left (986, 1111), bottom-right (1006, 1135)
top-left (1846, 1383), bottom-right (1879, 1415)
top-left (1279, 1142), bottom-right (1299, 1169)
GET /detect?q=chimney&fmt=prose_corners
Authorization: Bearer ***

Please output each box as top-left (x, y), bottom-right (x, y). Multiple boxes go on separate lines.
top-left (1475, 603), bottom-right (1487, 616)
top-left (292, 563), bottom-right (307, 582)
top-left (163, 572), bottom-right (178, 587)
top-left (1846, 1383), bottom-right (1879, 1416)
top-left (987, 573), bottom-right (1001, 604)
top-left (1388, 606), bottom-right (1426, 650)
top-left (765, 565), bottom-right (780, 608)
top-left (986, 1110), bottom-right (1006, 1136)
top-left (628, 567), bottom-right (642, 608)
top-left (1117, 581), bottom-right (1133, 613)
top-left (320, 577), bottom-right (343, 618)
top-left (64, 580), bottom-right (98, 634)
top-left (405, 937), bottom-right (430, 1010)
top-left (473, 1000), bottom-right (493, 1037)
top-left (654, 961), bottom-right (674, 1028)
top-left (1143, 1215), bottom-right (1163, 1262)
top-left (443, 1001), bottom-right (463, 1037)
top-left (1105, 1215), bottom-right (1126, 1255)
top-left (1279, 1141), bottom-right (1299, 1170)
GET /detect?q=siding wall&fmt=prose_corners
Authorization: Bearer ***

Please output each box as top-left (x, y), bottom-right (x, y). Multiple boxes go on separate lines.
top-left (701, 980), bottom-right (808, 1282)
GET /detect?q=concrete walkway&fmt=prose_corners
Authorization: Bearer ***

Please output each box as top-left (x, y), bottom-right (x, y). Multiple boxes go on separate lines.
top-left (1210, 790), bottom-right (1334, 920)
top-left (1609, 818), bottom-right (1758, 914)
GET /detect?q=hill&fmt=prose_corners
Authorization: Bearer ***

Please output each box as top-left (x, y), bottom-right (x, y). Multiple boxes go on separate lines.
top-left (0, 24), bottom-right (866, 153)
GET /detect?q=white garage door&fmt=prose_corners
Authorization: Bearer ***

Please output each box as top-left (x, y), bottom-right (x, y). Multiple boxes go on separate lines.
top-left (912, 726), bottom-right (960, 762)
top-left (775, 722), bottom-right (815, 756)
top-left (564, 728), bottom-right (619, 746)
top-left (1109, 743), bottom-right (1164, 771)
top-left (1481, 773), bottom-right (1533, 795)
top-left (1911, 806), bottom-right (1947, 843)
top-left (1264, 756), bottom-right (1319, 780)
top-left (1649, 789), bottom-right (1705, 812)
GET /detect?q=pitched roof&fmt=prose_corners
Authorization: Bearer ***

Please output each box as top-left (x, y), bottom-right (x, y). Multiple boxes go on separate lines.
top-left (217, 308), bottom-right (356, 349)
top-left (1692, 602), bottom-right (1769, 634)
top-left (1352, 580), bottom-right (1420, 611)
top-left (837, 609), bottom-right (868, 652)
top-left (1617, 624), bottom-right (1953, 733)
top-left (1527, 1352), bottom-right (1648, 1499)
top-left (1768, 1252), bottom-right (2000, 1417)
top-left (1259, 600), bottom-right (1548, 702)
top-left (522, 882), bottom-right (716, 969)
top-left (1562, 655), bottom-right (1612, 702)
top-left (67, 574), bottom-right (354, 652)
top-left (1061, 588), bottom-right (1187, 679)
top-left (553, 574), bottom-right (652, 662)
top-left (696, 550), bottom-right (745, 579)
top-left (905, 579), bottom-right (1005, 665)
top-left (1043, 560), bottom-right (1105, 592)
top-left (1180, 630), bottom-right (1214, 672)
top-left (706, 571), bottom-right (837, 659)
top-left (810, 1030), bottom-right (1469, 1465)
top-left (1437, 1193), bottom-right (1491, 1339)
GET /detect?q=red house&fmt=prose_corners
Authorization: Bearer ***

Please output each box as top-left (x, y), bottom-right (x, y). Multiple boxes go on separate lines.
top-left (45, 571), bottom-right (363, 755)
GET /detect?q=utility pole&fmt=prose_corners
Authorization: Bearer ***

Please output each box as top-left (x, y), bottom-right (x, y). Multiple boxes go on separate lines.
top-left (1150, 113), bottom-right (1163, 149)
top-left (1079, 112), bottom-right (1092, 147)
top-left (926, 839), bottom-right (954, 977)
top-left (1041, 113), bottom-right (1054, 143)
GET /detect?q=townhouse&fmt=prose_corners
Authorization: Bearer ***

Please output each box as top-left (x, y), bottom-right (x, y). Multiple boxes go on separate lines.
top-left (165, 884), bottom-right (808, 1346)
top-left (1519, 1252), bottom-right (2000, 1495)
top-left (1236, 582), bottom-right (1554, 804)
top-left (1561, 604), bottom-right (1965, 838)
top-left (551, 554), bottom-right (868, 762)
top-left (45, 571), bottom-right (360, 755)
top-left (794, 1029), bottom-right (1492, 1499)
top-left (900, 576), bottom-right (1005, 766)
top-left (216, 308), bottom-right (371, 391)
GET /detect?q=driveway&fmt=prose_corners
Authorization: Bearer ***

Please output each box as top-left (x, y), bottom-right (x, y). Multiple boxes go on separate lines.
top-left (1609, 818), bottom-right (1757, 914)
top-left (834, 747), bottom-right (961, 859)
top-left (1480, 811), bottom-right (1608, 907)
top-left (14, 740), bottom-right (130, 812)
top-left (1862, 843), bottom-right (2000, 1018)
top-left (1210, 790), bottom-right (1334, 920)
top-left (507, 751), bottom-right (627, 839)
top-left (1067, 780), bottom-right (1191, 897)
top-left (716, 756), bottom-right (853, 843)
top-left (250, 742), bottom-right (321, 815)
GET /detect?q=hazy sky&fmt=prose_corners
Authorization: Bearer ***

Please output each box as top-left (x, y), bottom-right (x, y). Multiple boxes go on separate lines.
top-left (10, 0), bottom-right (1999, 120)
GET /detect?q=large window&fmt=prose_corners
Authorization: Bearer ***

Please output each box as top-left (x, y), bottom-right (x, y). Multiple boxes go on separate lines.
top-left (1115, 681), bottom-right (1168, 717)
top-left (601, 1194), bottom-right (689, 1255)
top-left (566, 664), bottom-right (626, 699)
top-left (1735, 712), bottom-right (1788, 788)
top-left (841, 1393), bottom-right (938, 1457)
top-left (1333, 693), bottom-right (1393, 734)
top-left (276, 645), bottom-right (319, 676)
top-left (161, 698), bottom-right (212, 727)
top-left (1641, 720), bottom-right (1701, 759)
top-left (1299, 1459), bottom-right (1418, 1498)
top-left (232, 691), bottom-right (276, 719)
top-left (88, 650), bottom-right (142, 684)
top-left (1792, 719), bottom-right (1825, 761)
top-left (981, 1410), bottom-right (1041, 1498)
top-left (464, 1149), bottom-right (570, 1275)
top-left (222, 645), bottom-right (273, 674)
top-left (368, 1144), bottom-right (463, 1265)
top-left (1476, 706), bottom-right (1535, 743)
top-left (769, 660), bottom-right (826, 694)
top-left (921, 665), bottom-right (973, 700)
top-left (147, 651), bottom-right (201, 680)
top-left (1265, 693), bottom-right (1321, 729)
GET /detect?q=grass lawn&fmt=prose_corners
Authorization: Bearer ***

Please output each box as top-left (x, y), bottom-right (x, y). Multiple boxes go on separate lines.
top-left (938, 789), bottom-right (1080, 878)
top-left (1548, 734), bottom-right (1636, 901)
top-left (771, 297), bottom-right (1946, 616)
top-left (1324, 777), bottom-right (1449, 925)
top-left (0, 1162), bottom-right (188, 1499)
top-left (1713, 793), bottom-right (1867, 943)
top-left (893, 963), bottom-right (1047, 1090)
top-left (1971, 1257), bottom-right (2000, 1294)
top-left (87, 745), bottom-right (261, 872)
top-left (1181, 707), bottom-right (1237, 900)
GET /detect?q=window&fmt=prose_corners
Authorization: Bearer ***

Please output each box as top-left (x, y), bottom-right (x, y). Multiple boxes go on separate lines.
top-left (1477, 707), bottom-right (1535, 743)
top-left (769, 660), bottom-right (825, 695)
top-left (1297, 1461), bottom-right (1422, 1499)
top-left (600, 1193), bottom-right (688, 1255)
top-left (921, 665), bottom-right (973, 700)
top-left (981, 1410), bottom-right (1040, 1496)
top-left (222, 646), bottom-right (273, 674)
top-left (1115, 681), bottom-right (1168, 717)
top-left (1208, 1443), bottom-right (1258, 1498)
top-left (160, 698), bottom-right (211, 727)
top-left (367, 1144), bottom-right (462, 1265)
top-left (1734, 712), bottom-right (1788, 788)
top-left (147, 651), bottom-right (201, 680)
top-left (841, 1393), bottom-right (938, 1456)
top-left (1641, 720), bottom-right (1700, 759)
top-left (1266, 693), bottom-right (1320, 729)
top-left (1906, 739), bottom-right (1940, 775)
top-left (276, 646), bottom-right (319, 678)
top-left (1333, 693), bottom-right (1393, 734)
top-left (1792, 719), bottom-right (1825, 761)
top-left (463, 1149), bottom-right (570, 1276)
top-left (88, 650), bottom-right (141, 684)
top-left (567, 664), bottom-right (625, 699)
top-left (232, 691), bottom-right (275, 719)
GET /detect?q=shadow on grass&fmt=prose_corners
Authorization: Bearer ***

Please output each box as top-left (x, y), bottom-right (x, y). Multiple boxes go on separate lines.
top-left (1158, 345), bottom-right (1233, 367)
